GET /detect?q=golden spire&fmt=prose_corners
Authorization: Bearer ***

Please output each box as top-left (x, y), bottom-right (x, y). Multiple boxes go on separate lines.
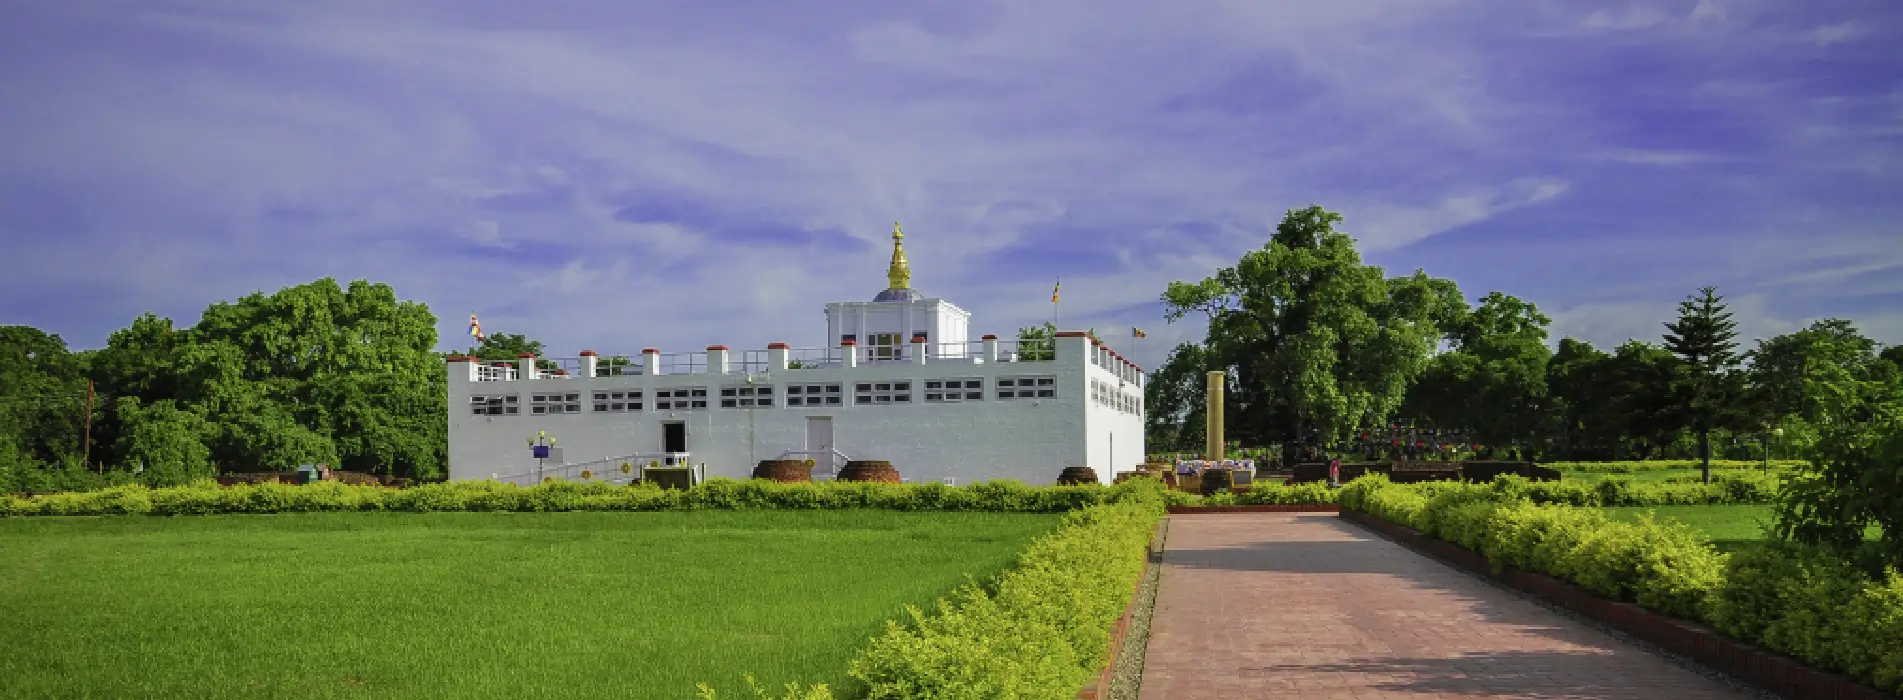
top-left (886, 221), bottom-right (911, 290)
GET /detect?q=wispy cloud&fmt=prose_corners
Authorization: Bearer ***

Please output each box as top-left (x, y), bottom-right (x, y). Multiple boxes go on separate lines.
top-left (1811, 21), bottom-right (1862, 46)
top-left (1589, 148), bottom-right (1739, 166)
top-left (0, 0), bottom-right (1899, 372)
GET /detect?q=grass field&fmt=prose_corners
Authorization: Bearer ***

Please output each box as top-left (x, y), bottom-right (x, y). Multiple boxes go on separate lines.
top-left (1602, 504), bottom-right (1777, 552)
top-left (0, 510), bottom-right (1059, 699)
top-left (1602, 504), bottom-right (1881, 554)
top-left (1561, 468), bottom-right (1781, 483)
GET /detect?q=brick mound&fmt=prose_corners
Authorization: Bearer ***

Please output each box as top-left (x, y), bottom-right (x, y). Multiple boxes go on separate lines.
top-left (837, 460), bottom-right (902, 484)
top-left (1057, 466), bottom-right (1100, 485)
top-left (752, 459), bottom-right (815, 483)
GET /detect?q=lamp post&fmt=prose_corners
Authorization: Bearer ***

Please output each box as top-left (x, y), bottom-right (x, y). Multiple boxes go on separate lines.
top-left (528, 430), bottom-right (557, 483)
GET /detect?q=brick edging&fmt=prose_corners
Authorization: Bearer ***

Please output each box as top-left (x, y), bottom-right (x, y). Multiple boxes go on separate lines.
top-left (1337, 509), bottom-right (1894, 700)
top-left (1076, 518), bottom-right (1168, 700)
top-left (1167, 504), bottom-right (1339, 514)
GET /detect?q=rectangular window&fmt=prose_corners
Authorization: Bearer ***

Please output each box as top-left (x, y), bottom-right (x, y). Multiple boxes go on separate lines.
top-left (592, 389), bottom-right (644, 412)
top-left (469, 394), bottom-right (519, 416)
top-left (719, 385), bottom-right (775, 408)
top-left (868, 332), bottom-right (902, 360)
top-left (785, 383), bottom-right (843, 407)
top-left (654, 388), bottom-right (708, 410)
top-left (530, 392), bottom-right (582, 415)
top-left (925, 377), bottom-right (984, 402)
top-left (997, 376), bottom-right (1056, 399)
top-left (854, 380), bottom-right (912, 405)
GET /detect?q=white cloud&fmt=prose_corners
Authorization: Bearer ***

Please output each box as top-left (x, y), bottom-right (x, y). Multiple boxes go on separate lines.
top-left (1810, 21), bottom-right (1860, 46)
top-left (1349, 178), bottom-right (1570, 252)
top-left (1590, 148), bottom-right (1737, 166)
top-left (1, 0), bottom-right (1898, 367)
top-left (1580, 5), bottom-right (1674, 30)
top-left (1548, 293), bottom-right (1802, 350)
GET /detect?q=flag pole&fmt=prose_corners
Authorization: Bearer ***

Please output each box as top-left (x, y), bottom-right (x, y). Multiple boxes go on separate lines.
top-left (1051, 278), bottom-right (1061, 330)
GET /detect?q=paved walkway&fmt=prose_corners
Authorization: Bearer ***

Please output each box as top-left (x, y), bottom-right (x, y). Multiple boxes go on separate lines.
top-left (1138, 513), bottom-right (1754, 699)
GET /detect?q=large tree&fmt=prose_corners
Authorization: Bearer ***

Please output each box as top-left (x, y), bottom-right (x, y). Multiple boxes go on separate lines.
top-left (1773, 333), bottom-right (1903, 569)
top-left (1544, 338), bottom-right (1620, 460)
top-left (1162, 206), bottom-right (1463, 467)
top-left (77, 279), bottom-right (448, 480)
top-left (1143, 342), bottom-right (1212, 453)
top-left (1748, 319), bottom-right (1884, 427)
top-left (1399, 292), bottom-right (1552, 451)
top-left (1661, 286), bottom-right (1747, 483)
top-left (0, 327), bottom-right (89, 467)
top-left (188, 279), bottom-right (446, 477)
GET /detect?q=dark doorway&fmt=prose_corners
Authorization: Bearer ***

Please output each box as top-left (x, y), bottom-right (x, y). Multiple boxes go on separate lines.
top-left (663, 422), bottom-right (687, 453)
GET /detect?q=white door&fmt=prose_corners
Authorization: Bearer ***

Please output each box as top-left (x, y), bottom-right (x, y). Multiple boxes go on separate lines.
top-left (806, 417), bottom-right (834, 471)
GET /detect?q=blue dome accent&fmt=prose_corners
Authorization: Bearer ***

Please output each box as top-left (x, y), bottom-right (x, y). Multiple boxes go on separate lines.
top-left (873, 288), bottom-right (923, 302)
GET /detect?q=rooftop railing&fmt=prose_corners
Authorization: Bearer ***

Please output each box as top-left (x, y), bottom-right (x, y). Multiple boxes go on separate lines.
top-left (457, 333), bottom-right (1139, 383)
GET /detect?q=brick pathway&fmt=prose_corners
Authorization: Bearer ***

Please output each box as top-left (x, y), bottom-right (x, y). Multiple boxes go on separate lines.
top-left (1138, 513), bottom-right (1753, 699)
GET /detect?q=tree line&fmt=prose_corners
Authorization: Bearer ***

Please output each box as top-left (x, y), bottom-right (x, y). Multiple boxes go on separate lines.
top-left (0, 279), bottom-right (555, 492)
top-left (4, 211), bottom-right (1897, 498)
top-left (1144, 206), bottom-right (1903, 482)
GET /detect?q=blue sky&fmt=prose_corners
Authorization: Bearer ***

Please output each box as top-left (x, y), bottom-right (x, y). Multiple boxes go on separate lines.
top-left (1, 0), bottom-right (1898, 371)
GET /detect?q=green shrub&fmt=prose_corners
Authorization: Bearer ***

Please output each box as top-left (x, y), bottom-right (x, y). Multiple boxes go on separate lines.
top-left (1237, 481), bottom-right (1335, 505)
top-left (1546, 460), bottom-right (1805, 474)
top-left (1503, 474), bottom-right (1781, 507)
top-left (0, 477), bottom-right (1125, 518)
top-left (1345, 477), bottom-right (1899, 693)
top-left (844, 482), bottom-right (1165, 698)
top-left (1706, 542), bottom-right (1903, 692)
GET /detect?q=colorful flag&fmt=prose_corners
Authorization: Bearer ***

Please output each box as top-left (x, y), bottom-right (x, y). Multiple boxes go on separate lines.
top-left (1132, 326), bottom-right (1147, 339)
top-left (1050, 279), bottom-right (1060, 303)
top-left (468, 313), bottom-right (484, 341)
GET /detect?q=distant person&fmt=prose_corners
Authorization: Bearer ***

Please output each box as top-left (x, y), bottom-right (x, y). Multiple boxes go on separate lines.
top-left (1328, 458), bottom-right (1341, 488)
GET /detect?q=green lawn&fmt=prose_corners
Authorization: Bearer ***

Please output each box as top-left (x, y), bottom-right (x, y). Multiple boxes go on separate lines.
top-left (1562, 467), bottom-right (1781, 483)
top-left (1602, 504), bottom-right (1777, 552)
top-left (0, 510), bottom-right (1059, 700)
top-left (1602, 504), bottom-right (1880, 554)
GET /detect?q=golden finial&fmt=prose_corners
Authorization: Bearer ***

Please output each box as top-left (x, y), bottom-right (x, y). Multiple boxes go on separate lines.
top-left (886, 221), bottom-right (911, 290)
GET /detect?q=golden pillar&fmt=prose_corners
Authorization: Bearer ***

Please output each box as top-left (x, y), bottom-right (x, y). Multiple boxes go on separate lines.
top-left (1205, 371), bottom-right (1225, 461)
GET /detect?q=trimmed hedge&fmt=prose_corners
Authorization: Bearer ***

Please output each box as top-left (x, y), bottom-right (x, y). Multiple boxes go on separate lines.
top-left (1516, 471), bottom-right (1780, 506)
top-left (1163, 480), bottom-right (1337, 508)
top-left (844, 480), bottom-right (1165, 698)
top-left (1339, 475), bottom-right (1903, 694)
top-left (694, 477), bottom-right (1170, 700)
top-left (1547, 459), bottom-right (1805, 474)
top-left (0, 478), bottom-right (1116, 517)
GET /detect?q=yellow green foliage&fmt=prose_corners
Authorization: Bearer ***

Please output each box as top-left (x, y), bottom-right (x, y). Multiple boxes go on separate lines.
top-left (1340, 475), bottom-right (1903, 693)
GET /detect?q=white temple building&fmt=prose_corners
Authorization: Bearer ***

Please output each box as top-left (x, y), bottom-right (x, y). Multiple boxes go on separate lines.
top-left (445, 224), bottom-right (1147, 486)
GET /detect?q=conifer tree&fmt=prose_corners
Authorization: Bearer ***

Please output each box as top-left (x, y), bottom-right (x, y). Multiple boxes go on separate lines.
top-left (1661, 286), bottom-right (1745, 483)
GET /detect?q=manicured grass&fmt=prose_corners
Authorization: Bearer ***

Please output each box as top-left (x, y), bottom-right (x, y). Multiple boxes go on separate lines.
top-left (1603, 504), bottom-right (1776, 552)
top-left (0, 510), bottom-right (1059, 699)
top-left (1602, 504), bottom-right (1880, 554)
top-left (1563, 468), bottom-right (1781, 483)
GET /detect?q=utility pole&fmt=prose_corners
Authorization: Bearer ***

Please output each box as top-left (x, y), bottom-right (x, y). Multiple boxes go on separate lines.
top-left (83, 380), bottom-right (94, 473)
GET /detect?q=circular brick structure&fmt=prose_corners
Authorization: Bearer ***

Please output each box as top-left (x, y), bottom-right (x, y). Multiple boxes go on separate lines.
top-left (1056, 466), bottom-right (1100, 485)
top-left (752, 459), bottom-right (815, 483)
top-left (837, 460), bottom-right (902, 484)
